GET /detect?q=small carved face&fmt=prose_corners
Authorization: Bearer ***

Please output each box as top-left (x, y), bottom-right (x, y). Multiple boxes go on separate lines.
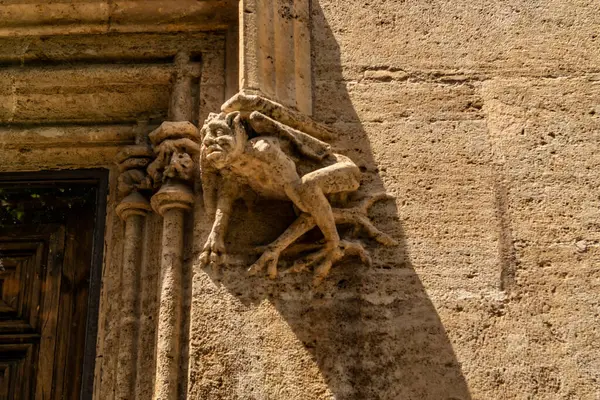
top-left (165, 151), bottom-right (195, 181)
top-left (201, 113), bottom-right (245, 169)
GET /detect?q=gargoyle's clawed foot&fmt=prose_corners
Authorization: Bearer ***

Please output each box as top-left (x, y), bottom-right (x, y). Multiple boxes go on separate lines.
top-left (357, 216), bottom-right (397, 246)
top-left (199, 249), bottom-right (230, 273)
top-left (248, 250), bottom-right (280, 279)
top-left (339, 240), bottom-right (372, 267)
top-left (312, 240), bottom-right (373, 285)
top-left (284, 246), bottom-right (339, 281)
top-left (199, 234), bottom-right (229, 273)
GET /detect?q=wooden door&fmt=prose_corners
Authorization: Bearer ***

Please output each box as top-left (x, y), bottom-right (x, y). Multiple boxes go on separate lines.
top-left (0, 172), bottom-right (106, 400)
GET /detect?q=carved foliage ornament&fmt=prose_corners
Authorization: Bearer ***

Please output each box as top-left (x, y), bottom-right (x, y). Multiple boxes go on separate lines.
top-left (199, 93), bottom-right (396, 285)
top-left (147, 121), bottom-right (202, 215)
top-left (115, 144), bottom-right (154, 219)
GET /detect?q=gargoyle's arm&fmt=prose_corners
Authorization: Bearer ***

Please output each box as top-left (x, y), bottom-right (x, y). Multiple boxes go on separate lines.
top-left (200, 152), bottom-right (219, 218)
top-left (210, 177), bottom-right (238, 243)
top-left (199, 174), bottom-right (239, 268)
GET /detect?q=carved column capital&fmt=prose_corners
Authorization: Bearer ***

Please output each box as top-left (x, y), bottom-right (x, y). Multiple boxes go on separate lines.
top-left (147, 121), bottom-right (201, 215)
top-left (116, 191), bottom-right (153, 219)
top-left (150, 182), bottom-right (194, 216)
top-left (116, 144), bottom-right (153, 220)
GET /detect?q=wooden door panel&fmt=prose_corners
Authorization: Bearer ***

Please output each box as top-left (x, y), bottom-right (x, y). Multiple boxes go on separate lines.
top-left (0, 225), bottom-right (66, 399)
top-left (0, 343), bottom-right (35, 400)
top-left (0, 176), bottom-right (104, 400)
top-left (0, 242), bottom-right (45, 334)
top-left (56, 211), bottom-right (94, 400)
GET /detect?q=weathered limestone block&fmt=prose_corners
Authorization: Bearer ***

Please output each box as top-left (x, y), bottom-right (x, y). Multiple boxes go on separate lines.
top-left (477, 78), bottom-right (600, 398)
top-left (313, 0), bottom-right (600, 80)
top-left (315, 80), bottom-right (484, 124)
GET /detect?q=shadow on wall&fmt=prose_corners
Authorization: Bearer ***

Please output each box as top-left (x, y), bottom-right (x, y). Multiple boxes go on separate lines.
top-left (196, 2), bottom-right (472, 399)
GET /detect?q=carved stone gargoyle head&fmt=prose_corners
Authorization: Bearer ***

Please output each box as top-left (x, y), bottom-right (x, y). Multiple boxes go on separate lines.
top-left (200, 112), bottom-right (247, 170)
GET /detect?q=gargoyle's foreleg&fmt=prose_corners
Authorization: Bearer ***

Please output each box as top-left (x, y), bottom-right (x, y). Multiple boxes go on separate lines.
top-left (199, 179), bottom-right (238, 272)
top-left (248, 213), bottom-right (315, 279)
top-left (284, 158), bottom-right (360, 252)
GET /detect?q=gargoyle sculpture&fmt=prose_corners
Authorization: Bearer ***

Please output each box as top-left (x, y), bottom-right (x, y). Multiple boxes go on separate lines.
top-left (199, 93), bottom-right (396, 285)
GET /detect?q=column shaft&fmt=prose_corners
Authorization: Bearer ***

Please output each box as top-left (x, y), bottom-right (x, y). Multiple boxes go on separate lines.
top-left (116, 213), bottom-right (145, 399)
top-left (154, 208), bottom-right (185, 400)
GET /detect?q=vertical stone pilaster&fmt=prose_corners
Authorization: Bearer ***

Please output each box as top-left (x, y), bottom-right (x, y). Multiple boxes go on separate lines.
top-left (239, 0), bottom-right (312, 114)
top-left (149, 123), bottom-right (200, 400)
top-left (170, 52), bottom-right (202, 123)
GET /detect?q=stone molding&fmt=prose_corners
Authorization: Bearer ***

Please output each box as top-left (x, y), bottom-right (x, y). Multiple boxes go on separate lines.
top-left (0, 125), bottom-right (138, 149)
top-left (0, 0), bottom-right (236, 37)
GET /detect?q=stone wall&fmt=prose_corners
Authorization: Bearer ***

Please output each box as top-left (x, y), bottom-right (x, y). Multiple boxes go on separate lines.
top-left (308, 0), bottom-right (600, 398)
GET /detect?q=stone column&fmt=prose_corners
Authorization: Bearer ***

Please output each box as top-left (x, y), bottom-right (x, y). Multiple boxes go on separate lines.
top-left (149, 52), bottom-right (201, 400)
top-left (115, 144), bottom-right (153, 400)
top-left (150, 180), bottom-right (192, 400)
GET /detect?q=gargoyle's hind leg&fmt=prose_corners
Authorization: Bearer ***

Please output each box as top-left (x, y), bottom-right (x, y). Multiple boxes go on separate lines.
top-left (284, 156), bottom-right (360, 252)
top-left (248, 213), bottom-right (316, 279)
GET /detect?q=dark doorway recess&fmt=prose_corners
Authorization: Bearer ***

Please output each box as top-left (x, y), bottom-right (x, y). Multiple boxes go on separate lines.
top-left (0, 169), bottom-right (107, 400)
